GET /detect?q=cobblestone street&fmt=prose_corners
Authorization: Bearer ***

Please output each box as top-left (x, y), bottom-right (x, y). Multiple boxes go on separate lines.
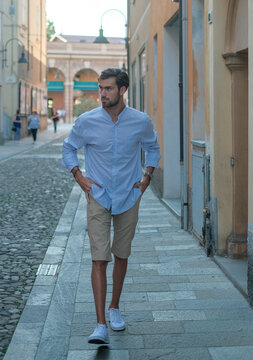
top-left (0, 127), bottom-right (76, 359)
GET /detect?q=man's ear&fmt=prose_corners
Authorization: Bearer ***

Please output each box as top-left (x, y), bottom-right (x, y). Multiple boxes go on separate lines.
top-left (120, 86), bottom-right (127, 96)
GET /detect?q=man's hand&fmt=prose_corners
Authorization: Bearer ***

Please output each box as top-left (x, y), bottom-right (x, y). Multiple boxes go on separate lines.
top-left (133, 175), bottom-right (150, 195)
top-left (72, 168), bottom-right (101, 202)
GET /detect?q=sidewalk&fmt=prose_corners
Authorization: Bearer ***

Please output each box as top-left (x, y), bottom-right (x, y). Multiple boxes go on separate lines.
top-left (0, 122), bottom-right (72, 163)
top-left (4, 180), bottom-right (253, 359)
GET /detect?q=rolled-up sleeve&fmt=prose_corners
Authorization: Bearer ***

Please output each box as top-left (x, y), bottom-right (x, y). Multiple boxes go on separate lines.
top-left (141, 116), bottom-right (161, 168)
top-left (62, 117), bottom-right (86, 172)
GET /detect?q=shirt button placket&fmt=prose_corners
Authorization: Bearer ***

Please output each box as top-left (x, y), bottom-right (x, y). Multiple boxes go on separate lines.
top-left (111, 122), bottom-right (118, 213)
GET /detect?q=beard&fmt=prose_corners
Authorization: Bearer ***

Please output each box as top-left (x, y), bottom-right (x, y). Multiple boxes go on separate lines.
top-left (101, 94), bottom-right (120, 108)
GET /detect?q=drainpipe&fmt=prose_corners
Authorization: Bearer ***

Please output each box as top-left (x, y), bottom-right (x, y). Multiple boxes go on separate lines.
top-left (179, 0), bottom-right (189, 230)
top-left (126, 0), bottom-right (130, 104)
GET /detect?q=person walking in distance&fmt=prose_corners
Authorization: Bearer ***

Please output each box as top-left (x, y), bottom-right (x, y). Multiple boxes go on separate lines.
top-left (51, 108), bottom-right (59, 133)
top-left (62, 68), bottom-right (161, 344)
top-left (13, 109), bottom-right (22, 141)
top-left (28, 110), bottom-right (40, 144)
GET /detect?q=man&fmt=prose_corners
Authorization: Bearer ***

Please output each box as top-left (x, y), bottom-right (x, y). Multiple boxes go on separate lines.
top-left (62, 68), bottom-right (160, 344)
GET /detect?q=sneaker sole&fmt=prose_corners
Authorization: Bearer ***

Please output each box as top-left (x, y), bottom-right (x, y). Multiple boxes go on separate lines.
top-left (109, 323), bottom-right (126, 331)
top-left (88, 337), bottom-right (109, 344)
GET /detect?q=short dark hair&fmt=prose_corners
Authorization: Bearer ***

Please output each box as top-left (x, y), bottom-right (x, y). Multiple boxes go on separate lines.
top-left (98, 68), bottom-right (129, 90)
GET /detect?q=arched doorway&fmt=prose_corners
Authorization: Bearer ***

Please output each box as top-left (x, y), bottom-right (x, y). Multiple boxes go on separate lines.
top-left (47, 68), bottom-right (65, 119)
top-left (73, 69), bottom-right (99, 118)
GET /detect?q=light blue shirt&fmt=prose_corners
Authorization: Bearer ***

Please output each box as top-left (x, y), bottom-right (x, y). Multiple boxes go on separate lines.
top-left (62, 106), bottom-right (161, 214)
top-left (28, 115), bottom-right (40, 129)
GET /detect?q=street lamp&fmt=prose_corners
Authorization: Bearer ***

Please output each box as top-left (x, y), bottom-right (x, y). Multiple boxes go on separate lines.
top-left (94, 8), bottom-right (127, 43)
top-left (1, 37), bottom-right (28, 68)
top-left (93, 9), bottom-right (128, 72)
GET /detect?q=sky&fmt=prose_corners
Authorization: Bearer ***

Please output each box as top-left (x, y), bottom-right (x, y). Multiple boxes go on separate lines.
top-left (46, 0), bottom-right (127, 38)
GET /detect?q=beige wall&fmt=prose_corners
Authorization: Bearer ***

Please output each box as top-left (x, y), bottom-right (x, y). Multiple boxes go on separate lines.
top-left (206, 0), bottom-right (233, 253)
top-left (249, 0), bottom-right (253, 224)
top-left (206, 0), bottom-right (249, 255)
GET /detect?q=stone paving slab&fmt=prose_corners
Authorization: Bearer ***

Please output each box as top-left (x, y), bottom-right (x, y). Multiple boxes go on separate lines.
top-left (4, 186), bottom-right (253, 359)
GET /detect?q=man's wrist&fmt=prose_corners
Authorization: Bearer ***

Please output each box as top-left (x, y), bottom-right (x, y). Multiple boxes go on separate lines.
top-left (144, 171), bottom-right (153, 180)
top-left (72, 167), bottom-right (81, 178)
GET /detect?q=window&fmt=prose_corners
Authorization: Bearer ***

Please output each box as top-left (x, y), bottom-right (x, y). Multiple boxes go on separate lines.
top-left (22, 0), bottom-right (26, 25)
top-left (36, 6), bottom-right (39, 40)
top-left (153, 35), bottom-right (158, 128)
top-left (139, 48), bottom-right (146, 112)
top-left (131, 61), bottom-right (137, 109)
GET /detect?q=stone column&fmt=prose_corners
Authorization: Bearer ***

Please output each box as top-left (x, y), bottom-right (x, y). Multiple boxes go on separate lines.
top-left (64, 82), bottom-right (73, 123)
top-left (224, 52), bottom-right (248, 258)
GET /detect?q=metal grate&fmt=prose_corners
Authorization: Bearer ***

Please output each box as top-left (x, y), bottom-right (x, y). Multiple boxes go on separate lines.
top-left (36, 264), bottom-right (60, 276)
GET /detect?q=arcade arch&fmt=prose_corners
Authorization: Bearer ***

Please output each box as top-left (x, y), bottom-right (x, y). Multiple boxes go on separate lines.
top-left (73, 69), bottom-right (99, 117)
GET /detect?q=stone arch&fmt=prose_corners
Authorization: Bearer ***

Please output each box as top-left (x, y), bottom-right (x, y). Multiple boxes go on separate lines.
top-left (225, 0), bottom-right (248, 54)
top-left (72, 68), bottom-right (100, 117)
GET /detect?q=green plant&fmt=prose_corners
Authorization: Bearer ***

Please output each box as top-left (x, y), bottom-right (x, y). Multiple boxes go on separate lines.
top-left (73, 97), bottom-right (99, 117)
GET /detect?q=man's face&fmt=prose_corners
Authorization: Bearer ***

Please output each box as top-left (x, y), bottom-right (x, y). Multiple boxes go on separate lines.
top-left (99, 77), bottom-right (122, 108)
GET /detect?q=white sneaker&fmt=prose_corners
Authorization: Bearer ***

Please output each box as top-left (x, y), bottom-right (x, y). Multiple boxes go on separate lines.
top-left (109, 308), bottom-right (126, 331)
top-left (88, 324), bottom-right (109, 344)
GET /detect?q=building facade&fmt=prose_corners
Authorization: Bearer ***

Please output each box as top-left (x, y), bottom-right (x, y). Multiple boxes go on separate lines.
top-left (47, 34), bottom-right (127, 123)
top-left (128, 0), bottom-right (253, 302)
top-left (0, 0), bottom-right (47, 142)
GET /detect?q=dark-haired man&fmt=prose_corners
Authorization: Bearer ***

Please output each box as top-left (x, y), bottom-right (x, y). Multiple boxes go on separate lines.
top-left (62, 68), bottom-right (160, 344)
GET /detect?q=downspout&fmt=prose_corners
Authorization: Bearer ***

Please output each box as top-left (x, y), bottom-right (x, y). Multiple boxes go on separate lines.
top-left (126, 0), bottom-right (130, 104)
top-left (179, 0), bottom-right (189, 230)
top-left (40, 0), bottom-right (42, 82)
top-left (27, 0), bottom-right (30, 71)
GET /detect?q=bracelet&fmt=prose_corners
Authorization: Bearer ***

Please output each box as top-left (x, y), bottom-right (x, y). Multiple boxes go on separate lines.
top-left (72, 168), bottom-right (81, 178)
top-left (144, 171), bottom-right (153, 180)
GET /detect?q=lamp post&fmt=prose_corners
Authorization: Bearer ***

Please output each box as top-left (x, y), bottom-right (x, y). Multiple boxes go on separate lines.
top-left (93, 8), bottom-right (128, 72)
top-left (1, 37), bottom-right (28, 69)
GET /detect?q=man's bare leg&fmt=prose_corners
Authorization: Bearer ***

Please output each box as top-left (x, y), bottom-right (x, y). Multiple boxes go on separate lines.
top-left (91, 260), bottom-right (108, 324)
top-left (109, 255), bottom-right (128, 309)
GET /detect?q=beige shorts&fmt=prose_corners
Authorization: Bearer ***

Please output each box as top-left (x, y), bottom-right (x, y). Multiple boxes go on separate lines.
top-left (87, 195), bottom-right (141, 261)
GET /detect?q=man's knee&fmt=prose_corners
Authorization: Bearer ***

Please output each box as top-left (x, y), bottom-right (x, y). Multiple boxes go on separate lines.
top-left (114, 255), bottom-right (128, 263)
top-left (92, 260), bottom-right (108, 269)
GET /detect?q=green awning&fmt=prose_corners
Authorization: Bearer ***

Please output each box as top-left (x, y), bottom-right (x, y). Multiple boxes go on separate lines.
top-left (47, 81), bottom-right (64, 91)
top-left (73, 81), bottom-right (98, 90)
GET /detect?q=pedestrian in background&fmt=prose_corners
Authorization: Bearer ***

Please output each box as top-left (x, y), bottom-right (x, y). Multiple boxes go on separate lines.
top-left (51, 108), bottom-right (59, 133)
top-left (62, 68), bottom-right (161, 345)
top-left (13, 109), bottom-right (21, 141)
top-left (28, 109), bottom-right (40, 144)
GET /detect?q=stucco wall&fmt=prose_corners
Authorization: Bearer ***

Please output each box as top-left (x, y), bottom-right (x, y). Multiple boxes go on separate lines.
top-left (207, 0), bottom-right (233, 253)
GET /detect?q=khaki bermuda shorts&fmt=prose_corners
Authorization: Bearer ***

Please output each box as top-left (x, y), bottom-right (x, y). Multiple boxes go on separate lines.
top-left (87, 195), bottom-right (141, 261)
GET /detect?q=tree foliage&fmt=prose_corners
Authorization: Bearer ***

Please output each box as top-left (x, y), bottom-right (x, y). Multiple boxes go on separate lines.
top-left (47, 20), bottom-right (56, 41)
top-left (73, 97), bottom-right (99, 117)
